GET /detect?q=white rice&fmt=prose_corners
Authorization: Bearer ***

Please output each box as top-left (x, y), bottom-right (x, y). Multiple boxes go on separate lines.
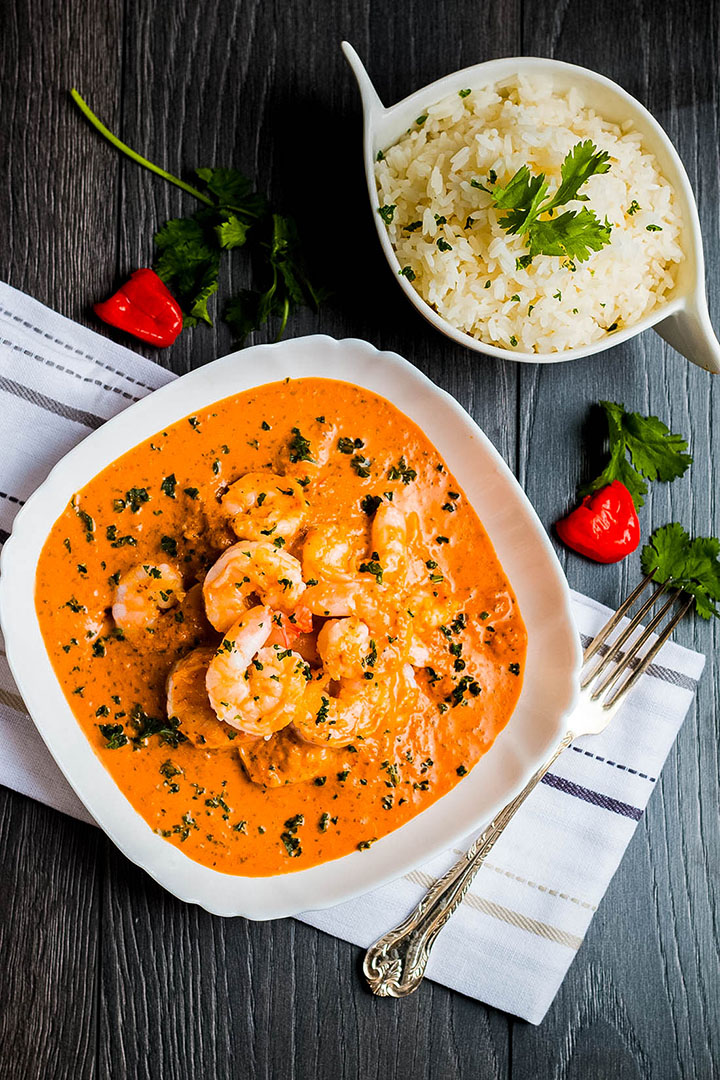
top-left (374, 76), bottom-right (684, 353)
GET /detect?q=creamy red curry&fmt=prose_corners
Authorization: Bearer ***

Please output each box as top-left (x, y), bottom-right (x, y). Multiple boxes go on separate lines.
top-left (35, 377), bottom-right (526, 875)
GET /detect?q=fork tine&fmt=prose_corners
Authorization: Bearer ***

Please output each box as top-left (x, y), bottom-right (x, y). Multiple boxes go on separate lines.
top-left (582, 573), bottom-right (656, 664)
top-left (589, 589), bottom-right (679, 700)
top-left (581, 579), bottom-right (670, 688)
top-left (601, 593), bottom-right (695, 709)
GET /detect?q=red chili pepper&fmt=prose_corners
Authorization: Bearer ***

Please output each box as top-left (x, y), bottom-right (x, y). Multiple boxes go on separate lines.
top-left (556, 480), bottom-right (640, 564)
top-left (94, 268), bottom-right (183, 347)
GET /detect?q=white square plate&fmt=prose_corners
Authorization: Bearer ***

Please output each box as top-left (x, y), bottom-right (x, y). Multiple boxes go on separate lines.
top-left (0, 335), bottom-right (581, 918)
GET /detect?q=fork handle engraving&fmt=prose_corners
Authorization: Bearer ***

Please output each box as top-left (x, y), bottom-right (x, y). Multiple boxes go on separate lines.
top-left (363, 731), bottom-right (574, 997)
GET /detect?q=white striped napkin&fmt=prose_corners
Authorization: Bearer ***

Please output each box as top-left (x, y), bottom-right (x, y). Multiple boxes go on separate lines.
top-left (0, 281), bottom-right (705, 1024)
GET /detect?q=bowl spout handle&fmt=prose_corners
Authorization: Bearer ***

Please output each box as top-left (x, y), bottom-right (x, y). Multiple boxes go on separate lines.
top-left (341, 42), bottom-right (385, 120)
top-left (654, 292), bottom-right (720, 374)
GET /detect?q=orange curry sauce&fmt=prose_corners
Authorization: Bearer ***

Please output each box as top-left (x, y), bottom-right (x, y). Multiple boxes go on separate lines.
top-left (35, 378), bottom-right (526, 875)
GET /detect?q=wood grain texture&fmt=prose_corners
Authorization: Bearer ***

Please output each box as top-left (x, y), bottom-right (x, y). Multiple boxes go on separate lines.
top-left (0, 0), bottom-right (718, 1076)
top-left (0, 790), bottom-right (102, 1080)
top-left (513, 2), bottom-right (720, 1077)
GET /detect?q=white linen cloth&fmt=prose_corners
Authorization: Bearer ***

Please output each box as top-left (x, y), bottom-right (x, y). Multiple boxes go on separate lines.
top-left (0, 281), bottom-right (705, 1024)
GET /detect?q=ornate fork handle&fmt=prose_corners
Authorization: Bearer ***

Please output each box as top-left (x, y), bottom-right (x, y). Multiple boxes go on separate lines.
top-left (363, 731), bottom-right (574, 997)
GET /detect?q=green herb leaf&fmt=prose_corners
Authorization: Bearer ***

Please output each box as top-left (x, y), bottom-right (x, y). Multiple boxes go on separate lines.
top-left (225, 214), bottom-right (324, 343)
top-left (489, 140), bottom-right (613, 263)
top-left (581, 402), bottom-right (693, 508)
top-left (215, 213), bottom-right (251, 250)
top-left (526, 208), bottom-right (612, 263)
top-left (195, 167), bottom-right (267, 218)
top-left (153, 215), bottom-right (220, 326)
top-left (641, 524), bottom-right (720, 619)
top-left (543, 139), bottom-right (611, 211)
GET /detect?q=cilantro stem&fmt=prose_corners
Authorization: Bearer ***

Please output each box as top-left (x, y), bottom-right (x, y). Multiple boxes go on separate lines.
top-left (276, 296), bottom-right (290, 341)
top-left (70, 89), bottom-right (214, 207)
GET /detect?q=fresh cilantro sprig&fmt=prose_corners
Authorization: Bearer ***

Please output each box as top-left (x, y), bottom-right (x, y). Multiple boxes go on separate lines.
top-left (225, 215), bottom-right (325, 343)
top-left (480, 140), bottom-right (613, 264)
top-left (70, 89), bottom-right (322, 341)
top-left (641, 524), bottom-right (720, 619)
top-left (580, 401), bottom-right (692, 508)
top-left (153, 171), bottom-right (267, 327)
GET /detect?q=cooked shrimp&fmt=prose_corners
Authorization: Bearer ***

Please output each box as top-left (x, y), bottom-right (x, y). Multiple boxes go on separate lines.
top-left (370, 503), bottom-right (407, 585)
top-left (238, 726), bottom-right (337, 787)
top-left (293, 677), bottom-right (382, 747)
top-left (405, 583), bottom-right (461, 665)
top-left (206, 604), bottom-right (309, 737)
top-left (112, 562), bottom-right (185, 635)
top-left (166, 646), bottom-right (235, 749)
top-left (300, 525), bottom-right (373, 618)
top-left (222, 472), bottom-right (308, 543)
top-left (316, 616), bottom-right (373, 680)
top-left (203, 540), bottom-right (306, 633)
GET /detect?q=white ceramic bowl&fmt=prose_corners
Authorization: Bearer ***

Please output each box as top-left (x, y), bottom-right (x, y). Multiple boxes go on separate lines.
top-left (343, 45), bottom-right (720, 373)
top-left (0, 335), bottom-right (581, 918)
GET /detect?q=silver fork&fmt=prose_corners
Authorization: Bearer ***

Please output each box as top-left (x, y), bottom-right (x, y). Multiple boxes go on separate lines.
top-left (364, 573), bottom-right (694, 997)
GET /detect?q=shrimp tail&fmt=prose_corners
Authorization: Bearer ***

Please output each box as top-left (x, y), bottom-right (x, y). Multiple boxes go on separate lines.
top-left (291, 601), bottom-right (314, 634)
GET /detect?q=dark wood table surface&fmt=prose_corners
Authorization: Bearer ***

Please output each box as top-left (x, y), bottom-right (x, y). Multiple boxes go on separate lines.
top-left (1, 1), bottom-right (718, 1076)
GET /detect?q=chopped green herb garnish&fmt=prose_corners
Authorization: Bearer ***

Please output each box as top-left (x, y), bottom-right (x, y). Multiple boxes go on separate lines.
top-left (125, 487), bottom-right (149, 512)
top-left (160, 535), bottom-right (178, 556)
top-left (361, 494), bottom-right (383, 516)
top-left (287, 427), bottom-right (315, 464)
top-left (72, 500), bottom-right (95, 542)
top-left (387, 456), bottom-right (417, 484)
top-left (351, 454), bottom-right (373, 478)
top-left (338, 436), bottom-right (364, 454)
top-left (359, 557), bottom-right (383, 584)
top-left (130, 704), bottom-right (187, 748)
top-left (99, 723), bottom-right (127, 749)
top-left (106, 525), bottom-right (137, 548)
